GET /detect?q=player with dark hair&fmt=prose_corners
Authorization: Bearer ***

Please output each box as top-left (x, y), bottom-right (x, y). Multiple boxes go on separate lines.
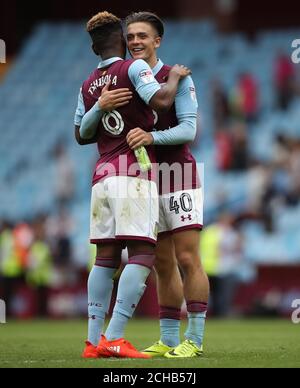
top-left (124, 11), bottom-right (210, 359)
top-left (94, 11), bottom-right (209, 359)
top-left (74, 11), bottom-right (190, 359)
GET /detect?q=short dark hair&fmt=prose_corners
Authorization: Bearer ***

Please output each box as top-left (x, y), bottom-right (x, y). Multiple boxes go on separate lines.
top-left (125, 12), bottom-right (164, 38)
top-left (87, 11), bottom-right (122, 51)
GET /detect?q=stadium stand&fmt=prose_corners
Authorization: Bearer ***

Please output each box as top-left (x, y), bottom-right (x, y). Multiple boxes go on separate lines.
top-left (1, 20), bottom-right (300, 272)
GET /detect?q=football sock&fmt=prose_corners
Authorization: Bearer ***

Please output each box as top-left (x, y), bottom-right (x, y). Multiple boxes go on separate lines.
top-left (105, 260), bottom-right (153, 340)
top-left (160, 319), bottom-right (181, 347)
top-left (184, 301), bottom-right (208, 347)
top-left (87, 265), bottom-right (116, 346)
top-left (159, 306), bottom-right (181, 347)
top-left (104, 311), bottom-right (129, 341)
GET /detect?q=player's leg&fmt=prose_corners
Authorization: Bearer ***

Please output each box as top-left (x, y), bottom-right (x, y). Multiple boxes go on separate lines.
top-left (99, 176), bottom-right (158, 358)
top-left (87, 243), bottom-right (122, 343)
top-left (162, 187), bottom-right (209, 358)
top-left (141, 190), bottom-right (184, 356)
top-left (99, 240), bottom-right (154, 358)
top-left (83, 181), bottom-right (122, 358)
top-left (155, 234), bottom-right (183, 313)
top-left (165, 229), bottom-right (209, 358)
top-left (142, 235), bottom-right (183, 357)
top-left (83, 242), bottom-right (122, 358)
top-left (174, 230), bottom-right (209, 303)
top-left (105, 241), bottom-right (155, 341)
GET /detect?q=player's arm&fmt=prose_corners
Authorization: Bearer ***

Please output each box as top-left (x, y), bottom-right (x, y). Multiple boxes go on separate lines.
top-left (151, 76), bottom-right (198, 145)
top-left (127, 76), bottom-right (198, 149)
top-left (128, 60), bottom-right (190, 113)
top-left (150, 65), bottom-right (192, 112)
top-left (75, 125), bottom-right (99, 145)
top-left (74, 88), bottom-right (98, 145)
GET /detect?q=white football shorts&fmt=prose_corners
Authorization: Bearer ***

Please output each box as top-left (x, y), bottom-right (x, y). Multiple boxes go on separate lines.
top-left (158, 188), bottom-right (203, 235)
top-left (90, 176), bottom-right (159, 245)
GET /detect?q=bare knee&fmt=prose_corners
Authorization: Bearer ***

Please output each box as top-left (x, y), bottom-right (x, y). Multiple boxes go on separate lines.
top-left (176, 250), bottom-right (201, 274)
top-left (127, 241), bottom-right (155, 257)
top-left (96, 242), bottom-right (122, 260)
top-left (95, 243), bottom-right (123, 269)
top-left (153, 236), bottom-right (177, 277)
top-left (154, 252), bottom-right (177, 277)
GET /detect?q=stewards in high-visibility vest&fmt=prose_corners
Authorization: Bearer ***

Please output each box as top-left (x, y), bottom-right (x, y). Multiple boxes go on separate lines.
top-left (0, 226), bottom-right (21, 278)
top-left (0, 223), bottom-right (33, 278)
top-left (0, 222), bottom-right (33, 316)
top-left (26, 218), bottom-right (53, 316)
top-left (201, 214), bottom-right (243, 317)
top-left (26, 240), bottom-right (52, 287)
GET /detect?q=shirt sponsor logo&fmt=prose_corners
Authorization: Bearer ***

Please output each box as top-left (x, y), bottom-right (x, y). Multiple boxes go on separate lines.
top-left (139, 70), bottom-right (155, 84)
top-left (189, 86), bottom-right (197, 101)
top-left (181, 215), bottom-right (192, 222)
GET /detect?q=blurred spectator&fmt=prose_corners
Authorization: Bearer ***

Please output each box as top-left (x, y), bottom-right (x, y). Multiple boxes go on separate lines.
top-left (13, 222), bottom-right (33, 268)
top-left (269, 134), bottom-right (300, 207)
top-left (215, 122), bottom-right (250, 171)
top-left (53, 143), bottom-right (75, 208)
top-left (272, 133), bottom-right (291, 168)
top-left (0, 220), bottom-right (33, 316)
top-left (286, 139), bottom-right (300, 205)
top-left (0, 221), bottom-right (15, 316)
top-left (274, 52), bottom-right (295, 110)
top-left (248, 162), bottom-right (274, 214)
top-left (230, 73), bottom-right (259, 123)
top-left (215, 129), bottom-right (233, 171)
top-left (230, 122), bottom-right (250, 171)
top-left (26, 216), bottom-right (53, 317)
top-left (248, 162), bottom-right (277, 231)
top-left (46, 207), bottom-right (74, 265)
top-left (211, 78), bottom-right (230, 130)
top-left (46, 207), bottom-right (75, 286)
top-left (201, 213), bottom-right (243, 317)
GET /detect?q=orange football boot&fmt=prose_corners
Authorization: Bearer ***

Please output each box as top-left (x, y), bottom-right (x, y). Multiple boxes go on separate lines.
top-left (82, 341), bottom-right (99, 358)
top-left (98, 336), bottom-right (150, 359)
top-left (96, 335), bottom-right (112, 358)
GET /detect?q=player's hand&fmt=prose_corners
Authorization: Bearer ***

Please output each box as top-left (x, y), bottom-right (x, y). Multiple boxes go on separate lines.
top-left (98, 81), bottom-right (133, 111)
top-left (126, 128), bottom-right (154, 150)
top-left (169, 64), bottom-right (192, 80)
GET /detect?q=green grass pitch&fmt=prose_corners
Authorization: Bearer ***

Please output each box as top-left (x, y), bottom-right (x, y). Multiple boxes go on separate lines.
top-left (0, 319), bottom-right (299, 368)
